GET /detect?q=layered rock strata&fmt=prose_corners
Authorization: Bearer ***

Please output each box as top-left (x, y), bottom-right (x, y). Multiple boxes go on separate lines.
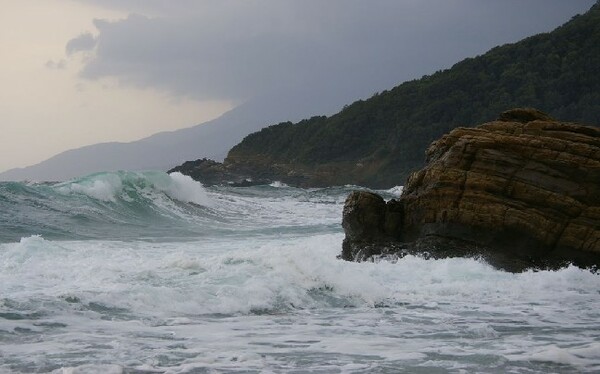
top-left (342, 109), bottom-right (600, 271)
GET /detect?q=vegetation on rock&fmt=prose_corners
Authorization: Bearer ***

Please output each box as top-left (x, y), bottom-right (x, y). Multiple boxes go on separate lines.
top-left (225, 2), bottom-right (600, 188)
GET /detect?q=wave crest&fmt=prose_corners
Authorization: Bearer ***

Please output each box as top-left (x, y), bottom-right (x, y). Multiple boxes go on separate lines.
top-left (55, 171), bottom-right (211, 207)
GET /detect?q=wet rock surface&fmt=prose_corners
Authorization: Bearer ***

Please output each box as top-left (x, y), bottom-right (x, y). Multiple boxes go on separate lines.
top-left (342, 109), bottom-right (600, 272)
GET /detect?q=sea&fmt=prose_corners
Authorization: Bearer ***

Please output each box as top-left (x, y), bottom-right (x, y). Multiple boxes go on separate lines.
top-left (0, 171), bottom-right (598, 373)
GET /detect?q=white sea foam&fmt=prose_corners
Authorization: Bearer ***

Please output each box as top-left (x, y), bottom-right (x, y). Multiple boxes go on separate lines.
top-left (269, 181), bottom-right (289, 188)
top-left (54, 171), bottom-right (212, 208)
top-left (1, 184), bottom-right (600, 373)
top-left (507, 343), bottom-right (600, 370)
top-left (2, 233), bottom-right (600, 372)
top-left (385, 185), bottom-right (404, 196)
top-left (164, 172), bottom-right (212, 206)
top-left (57, 173), bottom-right (123, 202)
top-left (3, 232), bottom-right (599, 319)
top-left (52, 364), bottom-right (124, 374)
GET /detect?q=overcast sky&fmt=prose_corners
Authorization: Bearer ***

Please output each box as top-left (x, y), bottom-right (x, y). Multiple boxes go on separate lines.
top-left (0, 0), bottom-right (595, 173)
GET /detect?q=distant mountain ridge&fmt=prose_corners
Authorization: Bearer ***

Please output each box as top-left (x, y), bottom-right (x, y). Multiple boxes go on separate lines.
top-left (0, 88), bottom-right (356, 182)
top-left (4, 2), bottom-right (598, 183)
top-left (214, 1), bottom-right (600, 188)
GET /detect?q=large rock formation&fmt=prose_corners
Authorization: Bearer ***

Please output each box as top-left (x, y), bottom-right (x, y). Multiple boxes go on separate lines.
top-left (342, 109), bottom-right (600, 271)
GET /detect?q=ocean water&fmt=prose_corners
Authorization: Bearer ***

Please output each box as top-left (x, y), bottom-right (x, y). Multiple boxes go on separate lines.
top-left (0, 171), bottom-right (599, 373)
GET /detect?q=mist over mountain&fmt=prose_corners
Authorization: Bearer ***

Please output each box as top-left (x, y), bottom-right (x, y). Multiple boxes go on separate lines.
top-left (0, 87), bottom-right (352, 181)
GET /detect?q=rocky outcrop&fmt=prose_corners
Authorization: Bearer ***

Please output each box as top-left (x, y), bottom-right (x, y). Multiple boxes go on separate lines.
top-left (168, 158), bottom-right (271, 187)
top-left (169, 157), bottom-right (359, 188)
top-left (342, 109), bottom-right (600, 271)
top-left (169, 157), bottom-right (321, 187)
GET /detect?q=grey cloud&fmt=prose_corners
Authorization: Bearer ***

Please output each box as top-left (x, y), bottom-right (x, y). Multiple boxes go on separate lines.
top-left (72, 0), bottom-right (595, 104)
top-left (66, 32), bottom-right (97, 55)
top-left (76, 0), bottom-right (200, 16)
top-left (45, 59), bottom-right (67, 70)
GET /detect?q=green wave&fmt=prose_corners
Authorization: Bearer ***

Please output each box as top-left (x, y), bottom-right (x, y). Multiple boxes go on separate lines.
top-left (0, 171), bottom-right (214, 243)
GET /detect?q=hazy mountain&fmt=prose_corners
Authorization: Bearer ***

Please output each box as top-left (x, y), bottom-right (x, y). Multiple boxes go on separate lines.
top-left (0, 87), bottom-right (354, 182)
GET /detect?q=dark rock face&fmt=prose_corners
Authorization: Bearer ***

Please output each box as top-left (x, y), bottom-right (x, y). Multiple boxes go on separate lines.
top-left (168, 158), bottom-right (271, 187)
top-left (342, 109), bottom-right (600, 271)
top-left (168, 157), bottom-right (314, 187)
top-left (341, 192), bottom-right (386, 260)
top-left (342, 191), bottom-right (387, 242)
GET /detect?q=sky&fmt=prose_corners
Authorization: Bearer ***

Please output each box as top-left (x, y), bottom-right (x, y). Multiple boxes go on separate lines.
top-left (0, 0), bottom-right (595, 173)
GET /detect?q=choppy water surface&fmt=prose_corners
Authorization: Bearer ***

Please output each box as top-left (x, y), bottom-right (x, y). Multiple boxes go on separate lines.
top-left (1, 172), bottom-right (599, 373)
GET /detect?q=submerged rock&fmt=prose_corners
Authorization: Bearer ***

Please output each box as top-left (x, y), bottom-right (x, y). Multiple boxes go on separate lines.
top-left (342, 109), bottom-right (600, 271)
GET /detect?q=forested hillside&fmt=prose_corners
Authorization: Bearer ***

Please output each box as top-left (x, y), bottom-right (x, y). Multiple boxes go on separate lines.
top-left (224, 1), bottom-right (600, 188)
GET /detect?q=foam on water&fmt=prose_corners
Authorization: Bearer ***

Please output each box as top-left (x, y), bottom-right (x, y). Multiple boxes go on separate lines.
top-left (165, 172), bottom-right (212, 206)
top-left (383, 185), bottom-right (404, 197)
top-left (1, 231), bottom-right (599, 372)
top-left (0, 171), bottom-right (224, 242)
top-left (269, 181), bottom-right (289, 188)
top-left (507, 343), bottom-right (600, 369)
top-left (57, 173), bottom-right (124, 202)
top-left (55, 171), bottom-right (211, 207)
top-left (1, 181), bottom-right (599, 373)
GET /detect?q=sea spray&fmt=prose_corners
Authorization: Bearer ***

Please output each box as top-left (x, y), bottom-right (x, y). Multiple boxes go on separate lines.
top-left (165, 172), bottom-right (212, 206)
top-left (55, 170), bottom-right (212, 206)
top-left (56, 172), bottom-right (124, 202)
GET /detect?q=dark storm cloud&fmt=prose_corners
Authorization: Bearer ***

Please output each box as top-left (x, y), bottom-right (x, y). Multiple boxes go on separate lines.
top-left (66, 32), bottom-right (97, 55)
top-left (70, 0), bottom-right (595, 103)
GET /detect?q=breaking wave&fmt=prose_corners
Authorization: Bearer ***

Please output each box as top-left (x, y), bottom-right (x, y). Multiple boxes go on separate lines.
top-left (0, 171), bottom-right (351, 242)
